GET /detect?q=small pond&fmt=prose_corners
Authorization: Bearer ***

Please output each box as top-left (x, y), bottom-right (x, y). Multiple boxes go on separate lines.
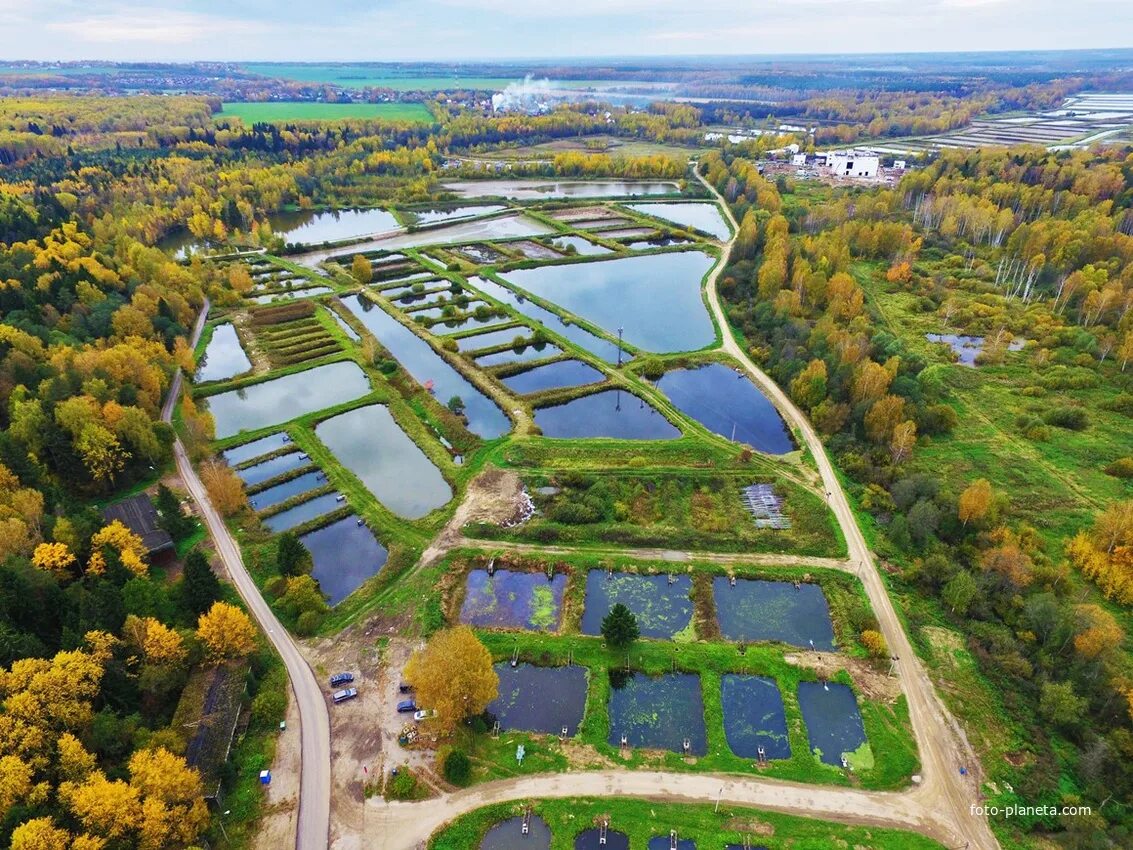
top-left (656, 364), bottom-right (792, 454)
top-left (502, 252), bottom-right (717, 353)
top-left (479, 815), bottom-right (551, 850)
top-left (235, 451), bottom-right (309, 487)
top-left (222, 432), bottom-right (290, 465)
top-left (625, 202), bottom-right (730, 240)
top-left (502, 360), bottom-right (604, 395)
top-left (325, 308), bottom-right (360, 341)
top-left (534, 391), bottom-right (680, 440)
top-left (575, 829), bottom-right (628, 850)
top-left (431, 315), bottom-right (513, 336)
top-left (300, 516), bottom-right (389, 606)
top-left (647, 839), bottom-right (696, 850)
top-left (442, 179), bottom-right (679, 200)
top-left (205, 361), bottom-right (371, 439)
top-left (459, 569), bottom-right (566, 631)
top-left (607, 672), bottom-right (706, 754)
top-left (713, 578), bottom-right (836, 650)
top-left (250, 285), bottom-right (333, 304)
top-left (925, 332), bottom-right (1024, 366)
top-left (195, 323), bottom-right (252, 383)
top-left (581, 571), bottom-right (693, 640)
top-left (475, 343), bottom-right (562, 367)
top-left (550, 235), bottom-right (612, 256)
top-left (248, 470), bottom-right (324, 511)
top-left (263, 492), bottom-right (341, 533)
top-left (404, 204), bottom-right (507, 226)
top-left (269, 207), bottom-right (400, 245)
top-left (720, 675), bottom-right (791, 760)
top-left (469, 277), bottom-right (625, 364)
top-left (454, 327), bottom-right (529, 352)
top-left (488, 663), bottom-right (587, 735)
top-left (343, 296), bottom-right (510, 439)
top-left (797, 681), bottom-right (869, 768)
top-left (315, 405), bottom-right (451, 519)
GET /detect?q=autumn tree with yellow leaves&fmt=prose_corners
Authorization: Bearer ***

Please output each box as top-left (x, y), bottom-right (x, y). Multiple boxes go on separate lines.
top-left (403, 626), bottom-right (498, 735)
top-left (196, 601), bottom-right (258, 661)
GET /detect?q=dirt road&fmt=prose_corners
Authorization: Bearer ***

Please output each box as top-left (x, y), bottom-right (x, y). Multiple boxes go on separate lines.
top-left (165, 301), bottom-right (332, 850)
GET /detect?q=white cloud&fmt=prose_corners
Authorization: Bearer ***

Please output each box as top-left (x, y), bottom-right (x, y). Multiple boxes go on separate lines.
top-left (47, 6), bottom-right (263, 44)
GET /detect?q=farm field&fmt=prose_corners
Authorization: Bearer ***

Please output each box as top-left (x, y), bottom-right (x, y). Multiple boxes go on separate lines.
top-left (218, 101), bottom-right (435, 123)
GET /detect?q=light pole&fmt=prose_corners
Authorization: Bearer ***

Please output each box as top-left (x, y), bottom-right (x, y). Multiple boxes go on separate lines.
top-left (714, 786), bottom-right (724, 813)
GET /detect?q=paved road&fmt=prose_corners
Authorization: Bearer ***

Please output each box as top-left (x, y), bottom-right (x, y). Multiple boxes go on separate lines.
top-left (164, 301), bottom-right (332, 850)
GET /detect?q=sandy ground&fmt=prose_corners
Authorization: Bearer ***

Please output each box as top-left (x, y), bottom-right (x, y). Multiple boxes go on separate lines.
top-left (254, 695), bottom-right (300, 850)
top-left (420, 467), bottom-right (524, 566)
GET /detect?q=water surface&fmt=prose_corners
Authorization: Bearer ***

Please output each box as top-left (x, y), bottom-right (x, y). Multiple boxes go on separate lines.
top-left (204, 361), bottom-right (371, 438)
top-left (625, 202), bottom-right (731, 240)
top-left (720, 675), bottom-right (791, 760)
top-left (195, 323), bottom-right (252, 383)
top-left (488, 663), bottom-right (587, 735)
top-left (713, 578), bottom-right (836, 650)
top-left (575, 829), bottom-right (628, 850)
top-left (459, 569), bottom-right (566, 631)
top-left (502, 252), bottom-right (716, 352)
top-left (263, 492), bottom-right (341, 532)
top-left (925, 332), bottom-right (1024, 366)
top-left (475, 343), bottom-right (562, 367)
top-left (502, 360), bottom-right (604, 395)
top-left (607, 673), bottom-right (706, 754)
top-left (222, 432), bottom-right (290, 465)
top-left (270, 208), bottom-right (400, 245)
top-left (797, 681), bottom-right (868, 767)
top-left (250, 285), bottom-right (333, 304)
top-left (479, 815), bottom-right (551, 850)
top-left (315, 405), bottom-right (452, 519)
top-left (249, 470), bottom-right (324, 510)
top-left (301, 516), bottom-right (389, 605)
top-left (534, 391), bottom-right (680, 440)
top-left (443, 179), bottom-right (679, 200)
top-left (550, 235), bottom-right (612, 256)
top-left (656, 364), bottom-right (792, 454)
top-left (581, 571), bottom-right (692, 639)
top-left (405, 204), bottom-right (507, 225)
top-left (235, 452), bottom-right (309, 486)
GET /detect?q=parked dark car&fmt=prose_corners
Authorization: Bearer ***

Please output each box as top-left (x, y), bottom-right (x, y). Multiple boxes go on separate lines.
top-left (330, 672), bottom-right (354, 687)
top-left (332, 688), bottom-right (358, 704)
top-left (396, 699), bottom-right (417, 713)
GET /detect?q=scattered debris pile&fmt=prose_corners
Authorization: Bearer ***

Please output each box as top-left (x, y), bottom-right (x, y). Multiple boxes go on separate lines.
top-left (740, 484), bottom-right (791, 529)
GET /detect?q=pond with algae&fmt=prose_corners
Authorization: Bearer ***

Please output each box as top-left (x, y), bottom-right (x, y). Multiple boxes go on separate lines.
top-left (581, 571), bottom-right (693, 640)
top-left (607, 672), bottom-right (706, 754)
top-left (459, 569), bottom-right (567, 631)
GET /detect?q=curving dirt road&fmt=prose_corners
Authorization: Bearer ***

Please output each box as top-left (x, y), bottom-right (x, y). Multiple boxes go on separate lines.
top-left (165, 301), bottom-right (332, 850)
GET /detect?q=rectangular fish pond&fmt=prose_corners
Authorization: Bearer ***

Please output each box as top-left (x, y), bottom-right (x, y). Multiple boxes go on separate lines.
top-left (441, 179), bottom-right (679, 200)
top-left (342, 295), bottom-right (510, 439)
top-left (235, 451), bottom-right (310, 487)
top-left (475, 342), bottom-right (563, 367)
top-left (222, 432), bottom-right (291, 465)
top-left (204, 361), bottom-right (372, 439)
top-left (501, 360), bottom-right (605, 395)
top-left (624, 202), bottom-right (731, 241)
top-left (478, 815), bottom-right (551, 850)
top-left (581, 571), bottom-right (693, 640)
top-left (797, 681), bottom-right (870, 768)
top-left (263, 492), bottom-right (342, 533)
top-left (315, 405), bottom-right (452, 519)
top-left (534, 390), bottom-right (680, 440)
top-left (655, 363), bottom-right (793, 455)
top-left (250, 285), bottom-right (333, 304)
top-left (248, 470), bottom-right (325, 511)
top-left (468, 277), bottom-right (626, 364)
top-left (403, 204), bottom-right (507, 226)
top-left (487, 663), bottom-right (587, 735)
top-left (720, 675), bottom-right (791, 760)
top-left (549, 235), bottom-right (612, 256)
top-left (269, 207), bottom-right (401, 245)
top-left (453, 327), bottom-right (530, 352)
top-left (300, 516), bottom-right (389, 606)
top-left (607, 672), bottom-right (706, 754)
top-left (501, 251), bottom-right (717, 353)
top-left (195, 323), bottom-right (252, 383)
top-left (459, 569), bottom-right (566, 631)
top-left (713, 578), bottom-right (836, 650)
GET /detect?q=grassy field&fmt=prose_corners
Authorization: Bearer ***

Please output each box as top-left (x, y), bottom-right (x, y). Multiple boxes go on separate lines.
top-left (238, 64), bottom-right (622, 92)
top-left (429, 797), bottom-right (947, 850)
top-left (218, 101), bottom-right (434, 123)
top-left (470, 135), bottom-right (708, 161)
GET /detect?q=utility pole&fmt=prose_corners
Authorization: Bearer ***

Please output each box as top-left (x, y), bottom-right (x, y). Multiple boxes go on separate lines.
top-left (617, 326), bottom-right (624, 366)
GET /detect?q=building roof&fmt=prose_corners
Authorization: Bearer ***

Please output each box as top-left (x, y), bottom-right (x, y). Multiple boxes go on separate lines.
top-left (102, 494), bottom-right (174, 555)
top-left (173, 663), bottom-right (248, 800)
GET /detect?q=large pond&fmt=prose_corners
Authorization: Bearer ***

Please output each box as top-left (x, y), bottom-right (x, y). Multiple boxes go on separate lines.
top-left (656, 364), bottom-right (793, 454)
top-left (459, 569), bottom-right (566, 631)
top-left (575, 828), bottom-right (628, 850)
top-left (300, 516), bottom-right (389, 605)
top-left (269, 208), bottom-right (400, 245)
top-left (249, 470), bottom-right (324, 511)
top-left (475, 343), bottom-right (563, 367)
top-left (235, 451), bottom-right (309, 487)
top-left (488, 663), bottom-right (587, 735)
top-left (469, 277), bottom-right (625, 364)
top-left (502, 252), bottom-right (717, 353)
top-left (222, 432), bottom-right (291, 465)
top-left (315, 405), bottom-right (451, 519)
top-left (442, 179), bottom-right (680, 200)
top-left (195, 323), bottom-right (252, 383)
top-left (204, 361), bottom-right (371, 439)
top-left (625, 202), bottom-right (731, 240)
top-left (607, 672), bottom-right (706, 755)
top-left (404, 204), bottom-right (507, 226)
top-left (502, 360), bottom-right (604, 395)
top-left (797, 681), bottom-right (868, 767)
top-left (713, 578), bottom-right (836, 650)
top-left (294, 213), bottom-right (552, 267)
top-left (479, 815), bottom-right (551, 850)
top-left (720, 675), bottom-right (791, 760)
top-left (581, 571), bottom-right (693, 640)
top-left (342, 296), bottom-right (510, 438)
top-left (534, 391), bottom-right (680, 440)
top-left (263, 492), bottom-right (341, 533)
top-left (925, 332), bottom-right (1024, 366)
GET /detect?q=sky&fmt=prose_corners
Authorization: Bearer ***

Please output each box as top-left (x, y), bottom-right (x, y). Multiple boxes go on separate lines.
top-left (0, 0), bottom-right (1130, 62)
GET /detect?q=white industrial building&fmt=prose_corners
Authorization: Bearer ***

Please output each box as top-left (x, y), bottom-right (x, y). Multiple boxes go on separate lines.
top-left (791, 153), bottom-right (807, 166)
top-left (827, 149), bottom-right (880, 178)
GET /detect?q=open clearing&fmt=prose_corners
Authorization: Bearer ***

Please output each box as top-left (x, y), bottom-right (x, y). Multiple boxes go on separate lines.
top-left (218, 101), bottom-right (434, 123)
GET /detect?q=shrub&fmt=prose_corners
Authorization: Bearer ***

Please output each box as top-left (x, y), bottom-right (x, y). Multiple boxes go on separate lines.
top-left (1104, 457), bottom-right (1133, 479)
top-left (385, 765), bottom-right (418, 800)
top-left (442, 750), bottom-right (471, 785)
top-left (295, 610), bottom-right (323, 636)
top-left (861, 629), bottom-right (889, 658)
top-left (1044, 406), bottom-right (1089, 431)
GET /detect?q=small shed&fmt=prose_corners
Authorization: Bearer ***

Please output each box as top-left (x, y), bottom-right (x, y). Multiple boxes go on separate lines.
top-left (102, 494), bottom-right (174, 556)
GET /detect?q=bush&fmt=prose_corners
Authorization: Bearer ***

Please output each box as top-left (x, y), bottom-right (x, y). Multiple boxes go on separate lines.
top-left (385, 764), bottom-right (418, 800)
top-left (295, 610), bottom-right (323, 636)
top-left (1044, 406), bottom-right (1089, 431)
top-left (1104, 457), bottom-right (1133, 479)
top-left (442, 749), bottom-right (471, 785)
top-left (861, 629), bottom-right (889, 658)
